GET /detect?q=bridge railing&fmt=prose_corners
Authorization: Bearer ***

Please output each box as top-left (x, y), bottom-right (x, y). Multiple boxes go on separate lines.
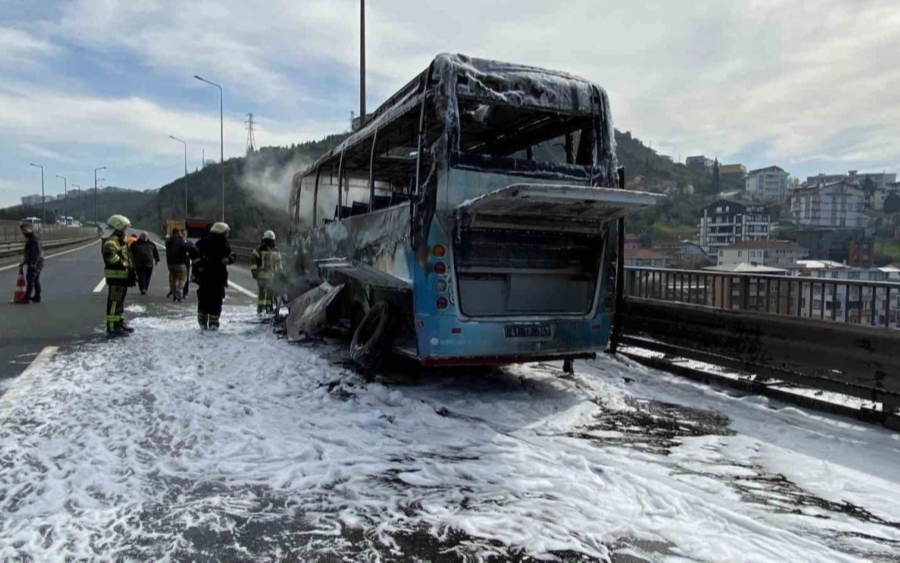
top-left (620, 266), bottom-right (900, 422)
top-left (625, 266), bottom-right (900, 329)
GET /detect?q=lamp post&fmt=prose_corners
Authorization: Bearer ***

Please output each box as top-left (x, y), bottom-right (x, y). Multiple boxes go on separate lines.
top-left (55, 175), bottom-right (67, 226)
top-left (94, 166), bottom-right (106, 226)
top-left (194, 74), bottom-right (224, 221)
top-left (29, 163), bottom-right (45, 225)
top-left (360, 0), bottom-right (366, 125)
top-left (71, 184), bottom-right (80, 224)
top-left (169, 135), bottom-right (189, 218)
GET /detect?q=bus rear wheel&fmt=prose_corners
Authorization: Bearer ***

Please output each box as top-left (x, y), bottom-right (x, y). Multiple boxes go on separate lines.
top-left (350, 301), bottom-right (399, 376)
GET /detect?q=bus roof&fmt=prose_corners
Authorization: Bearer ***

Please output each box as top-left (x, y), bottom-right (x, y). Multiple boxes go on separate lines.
top-left (294, 53), bottom-right (610, 182)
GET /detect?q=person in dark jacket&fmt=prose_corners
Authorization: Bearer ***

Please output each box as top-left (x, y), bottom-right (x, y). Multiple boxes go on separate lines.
top-left (130, 232), bottom-right (160, 295)
top-left (165, 229), bottom-right (190, 302)
top-left (182, 233), bottom-right (195, 300)
top-left (189, 222), bottom-right (235, 330)
top-left (18, 222), bottom-right (44, 303)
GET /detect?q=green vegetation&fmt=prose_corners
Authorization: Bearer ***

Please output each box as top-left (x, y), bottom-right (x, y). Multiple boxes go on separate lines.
top-left (2, 129), bottom-right (737, 244)
top-left (875, 239), bottom-right (900, 265)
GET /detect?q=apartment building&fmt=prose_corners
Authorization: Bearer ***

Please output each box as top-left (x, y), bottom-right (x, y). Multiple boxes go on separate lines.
top-left (746, 166), bottom-right (789, 203)
top-left (717, 240), bottom-right (808, 268)
top-left (698, 199), bottom-right (770, 257)
top-left (790, 180), bottom-right (868, 228)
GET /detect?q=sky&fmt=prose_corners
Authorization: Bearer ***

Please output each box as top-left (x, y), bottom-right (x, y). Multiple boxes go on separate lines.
top-left (1, 0), bottom-right (898, 208)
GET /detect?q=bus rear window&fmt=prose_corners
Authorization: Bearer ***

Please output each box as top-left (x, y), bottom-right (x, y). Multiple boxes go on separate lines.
top-left (457, 99), bottom-right (597, 169)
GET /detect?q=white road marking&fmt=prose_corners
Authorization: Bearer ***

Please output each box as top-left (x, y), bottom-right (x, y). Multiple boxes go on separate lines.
top-left (0, 238), bottom-right (100, 273)
top-left (93, 279), bottom-right (106, 293)
top-left (0, 346), bottom-right (59, 425)
top-left (228, 280), bottom-right (256, 298)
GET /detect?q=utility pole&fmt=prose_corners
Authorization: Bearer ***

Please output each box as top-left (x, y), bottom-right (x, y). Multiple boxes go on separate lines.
top-left (360, 0), bottom-right (366, 127)
top-left (246, 113), bottom-right (256, 155)
top-left (71, 184), bottom-right (80, 223)
top-left (56, 175), bottom-right (67, 225)
top-left (195, 75), bottom-right (225, 222)
top-left (94, 166), bottom-right (106, 226)
top-left (29, 163), bottom-right (45, 225)
top-left (169, 135), bottom-right (189, 218)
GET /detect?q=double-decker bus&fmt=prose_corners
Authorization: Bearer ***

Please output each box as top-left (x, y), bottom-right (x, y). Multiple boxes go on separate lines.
top-left (289, 54), bottom-right (662, 370)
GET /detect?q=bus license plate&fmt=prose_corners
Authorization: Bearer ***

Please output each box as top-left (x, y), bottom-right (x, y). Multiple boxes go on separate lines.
top-left (504, 324), bottom-right (552, 339)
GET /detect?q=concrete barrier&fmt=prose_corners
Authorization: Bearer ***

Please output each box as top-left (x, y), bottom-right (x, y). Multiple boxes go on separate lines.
top-left (622, 297), bottom-right (900, 414)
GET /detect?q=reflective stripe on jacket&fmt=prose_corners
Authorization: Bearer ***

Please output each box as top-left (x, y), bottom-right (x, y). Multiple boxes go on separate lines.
top-left (102, 236), bottom-right (132, 279)
top-left (250, 245), bottom-right (282, 280)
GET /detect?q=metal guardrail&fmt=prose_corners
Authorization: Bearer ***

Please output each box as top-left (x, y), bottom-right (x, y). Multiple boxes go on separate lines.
top-left (0, 234), bottom-right (99, 259)
top-left (625, 266), bottom-right (900, 329)
top-left (620, 266), bottom-right (900, 424)
top-left (230, 240), bottom-right (256, 263)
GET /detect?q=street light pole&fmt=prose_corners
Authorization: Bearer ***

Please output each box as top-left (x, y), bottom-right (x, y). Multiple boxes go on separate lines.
top-left (55, 175), bottom-right (67, 225)
top-left (94, 166), bottom-right (106, 226)
top-left (194, 75), bottom-right (224, 222)
top-left (169, 135), bottom-right (189, 219)
top-left (360, 0), bottom-right (366, 126)
top-left (29, 163), bottom-right (45, 225)
top-left (71, 184), bottom-right (80, 223)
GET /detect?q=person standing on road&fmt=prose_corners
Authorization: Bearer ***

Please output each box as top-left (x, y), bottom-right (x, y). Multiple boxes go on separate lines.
top-left (250, 230), bottom-right (283, 314)
top-left (165, 228), bottom-right (189, 302)
top-left (18, 222), bottom-right (44, 303)
top-left (182, 231), bottom-right (194, 300)
top-left (130, 232), bottom-right (160, 296)
top-left (190, 222), bottom-right (235, 330)
top-left (102, 214), bottom-right (136, 337)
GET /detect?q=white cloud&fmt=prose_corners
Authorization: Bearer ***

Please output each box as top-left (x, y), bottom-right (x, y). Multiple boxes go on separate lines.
top-left (5, 0), bottom-right (899, 182)
top-left (0, 26), bottom-right (55, 67)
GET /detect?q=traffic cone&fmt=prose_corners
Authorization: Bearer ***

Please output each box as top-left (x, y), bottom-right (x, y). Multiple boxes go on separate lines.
top-left (11, 268), bottom-right (27, 303)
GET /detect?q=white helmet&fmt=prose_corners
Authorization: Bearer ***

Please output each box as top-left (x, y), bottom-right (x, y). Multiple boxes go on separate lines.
top-left (107, 214), bottom-right (131, 232)
top-left (263, 230), bottom-right (275, 241)
top-left (210, 222), bottom-right (230, 235)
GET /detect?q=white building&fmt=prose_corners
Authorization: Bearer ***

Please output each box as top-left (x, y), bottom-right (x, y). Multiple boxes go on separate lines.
top-left (717, 240), bottom-right (808, 268)
top-left (807, 171), bottom-right (897, 191)
top-left (746, 166), bottom-right (789, 203)
top-left (624, 248), bottom-right (672, 268)
top-left (799, 265), bottom-right (900, 327)
top-left (698, 199), bottom-right (770, 258)
top-left (790, 180), bottom-right (868, 228)
top-left (873, 182), bottom-right (900, 211)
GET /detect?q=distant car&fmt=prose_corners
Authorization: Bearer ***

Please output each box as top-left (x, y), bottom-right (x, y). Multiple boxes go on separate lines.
top-left (20, 217), bottom-right (42, 231)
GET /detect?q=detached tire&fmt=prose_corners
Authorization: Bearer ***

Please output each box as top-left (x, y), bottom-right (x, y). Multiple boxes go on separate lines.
top-left (350, 301), bottom-right (399, 373)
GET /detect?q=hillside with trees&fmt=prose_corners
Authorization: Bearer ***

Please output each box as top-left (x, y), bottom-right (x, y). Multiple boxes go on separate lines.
top-left (3, 129), bottom-right (730, 244)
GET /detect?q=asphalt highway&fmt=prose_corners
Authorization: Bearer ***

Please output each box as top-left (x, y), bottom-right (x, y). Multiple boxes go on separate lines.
top-left (0, 237), bottom-right (257, 380)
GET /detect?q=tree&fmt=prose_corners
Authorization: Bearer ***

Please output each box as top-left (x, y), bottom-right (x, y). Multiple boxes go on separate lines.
top-left (711, 159), bottom-right (721, 194)
top-left (861, 176), bottom-right (877, 195)
top-left (884, 192), bottom-right (900, 214)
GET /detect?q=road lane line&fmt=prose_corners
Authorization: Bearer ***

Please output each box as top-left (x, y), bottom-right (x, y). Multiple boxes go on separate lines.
top-left (0, 238), bottom-right (100, 273)
top-left (0, 346), bottom-right (59, 425)
top-left (228, 280), bottom-right (257, 299)
top-left (93, 279), bottom-right (106, 293)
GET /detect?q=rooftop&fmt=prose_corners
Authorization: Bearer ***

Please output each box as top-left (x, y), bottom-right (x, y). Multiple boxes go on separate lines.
top-left (705, 263), bottom-right (788, 273)
top-left (625, 248), bottom-right (671, 260)
top-left (748, 165), bottom-right (787, 175)
top-left (795, 259), bottom-right (852, 270)
top-left (721, 240), bottom-right (804, 251)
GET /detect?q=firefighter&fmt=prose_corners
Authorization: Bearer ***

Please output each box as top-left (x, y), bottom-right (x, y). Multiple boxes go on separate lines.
top-left (190, 222), bottom-right (235, 330)
top-left (102, 214), bottom-right (136, 336)
top-left (250, 230), bottom-right (283, 314)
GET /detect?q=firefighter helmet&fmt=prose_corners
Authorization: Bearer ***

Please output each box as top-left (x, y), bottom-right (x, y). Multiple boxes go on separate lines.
top-left (107, 214), bottom-right (131, 232)
top-left (262, 230), bottom-right (275, 241)
top-left (210, 222), bottom-right (230, 235)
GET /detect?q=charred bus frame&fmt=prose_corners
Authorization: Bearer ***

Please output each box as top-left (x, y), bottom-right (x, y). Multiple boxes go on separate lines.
top-left (289, 53), bottom-right (661, 369)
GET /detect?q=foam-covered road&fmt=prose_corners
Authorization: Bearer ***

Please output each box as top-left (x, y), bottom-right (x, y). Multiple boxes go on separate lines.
top-left (0, 302), bottom-right (899, 562)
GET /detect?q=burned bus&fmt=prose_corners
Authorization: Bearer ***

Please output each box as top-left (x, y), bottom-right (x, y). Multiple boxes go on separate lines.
top-left (288, 54), bottom-right (661, 370)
